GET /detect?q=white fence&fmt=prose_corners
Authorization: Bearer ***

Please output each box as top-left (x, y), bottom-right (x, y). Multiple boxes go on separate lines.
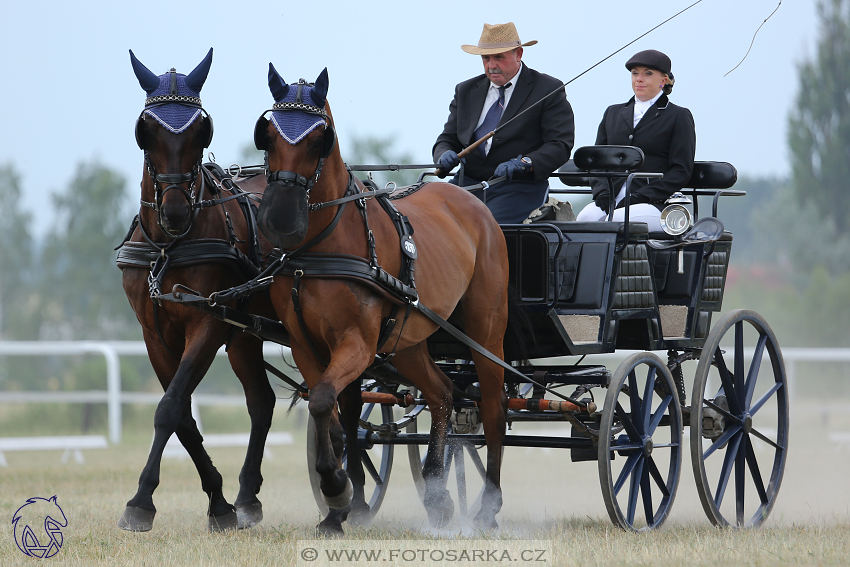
top-left (0, 341), bottom-right (848, 445)
top-left (0, 341), bottom-right (293, 444)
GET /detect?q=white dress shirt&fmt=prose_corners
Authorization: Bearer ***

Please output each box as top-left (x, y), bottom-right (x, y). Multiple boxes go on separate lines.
top-left (633, 89), bottom-right (663, 127)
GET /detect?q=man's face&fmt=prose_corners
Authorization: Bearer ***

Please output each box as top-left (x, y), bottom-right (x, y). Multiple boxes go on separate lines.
top-left (481, 47), bottom-right (523, 86)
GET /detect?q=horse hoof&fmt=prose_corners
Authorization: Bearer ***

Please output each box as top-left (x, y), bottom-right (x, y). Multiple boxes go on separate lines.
top-left (473, 514), bottom-right (499, 531)
top-left (425, 491), bottom-right (454, 528)
top-left (118, 506), bottom-right (155, 532)
top-left (347, 501), bottom-right (372, 526)
top-left (208, 509), bottom-right (238, 532)
top-left (236, 502), bottom-right (263, 530)
top-left (316, 521), bottom-right (345, 538)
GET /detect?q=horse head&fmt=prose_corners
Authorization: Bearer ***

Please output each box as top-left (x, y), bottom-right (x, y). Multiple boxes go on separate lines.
top-left (255, 64), bottom-right (337, 249)
top-left (130, 48), bottom-right (214, 238)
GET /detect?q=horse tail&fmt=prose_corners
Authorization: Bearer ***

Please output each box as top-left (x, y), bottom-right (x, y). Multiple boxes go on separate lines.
top-left (503, 284), bottom-right (535, 364)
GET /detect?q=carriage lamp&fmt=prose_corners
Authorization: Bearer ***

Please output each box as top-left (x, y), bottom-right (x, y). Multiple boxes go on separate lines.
top-left (659, 192), bottom-right (693, 236)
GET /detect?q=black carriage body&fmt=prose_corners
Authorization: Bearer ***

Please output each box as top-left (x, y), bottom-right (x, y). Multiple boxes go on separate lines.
top-left (426, 220), bottom-right (732, 361)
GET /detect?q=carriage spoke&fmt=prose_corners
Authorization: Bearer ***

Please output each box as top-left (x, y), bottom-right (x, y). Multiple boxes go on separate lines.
top-left (704, 398), bottom-right (741, 424)
top-left (454, 444), bottom-right (467, 517)
top-left (360, 402), bottom-right (376, 421)
top-left (642, 366), bottom-right (657, 433)
top-left (626, 458), bottom-right (645, 526)
top-left (703, 423), bottom-right (742, 460)
top-left (614, 452), bottom-right (641, 496)
top-left (713, 431), bottom-right (742, 508)
top-left (646, 455), bottom-right (670, 497)
top-left (648, 395), bottom-right (673, 435)
top-left (744, 335), bottom-right (767, 408)
top-left (360, 450), bottom-right (382, 485)
top-left (735, 322), bottom-right (746, 409)
top-left (465, 444), bottom-right (487, 479)
top-left (641, 460), bottom-right (654, 525)
top-left (628, 370), bottom-right (644, 436)
top-left (745, 436), bottom-right (769, 504)
top-left (735, 433), bottom-right (746, 526)
top-left (749, 382), bottom-right (783, 417)
top-left (749, 426), bottom-right (784, 451)
top-left (616, 402), bottom-right (643, 442)
top-left (714, 347), bottom-right (744, 416)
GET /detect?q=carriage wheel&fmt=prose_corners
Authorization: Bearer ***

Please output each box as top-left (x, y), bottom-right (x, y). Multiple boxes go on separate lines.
top-left (599, 352), bottom-right (682, 531)
top-left (406, 390), bottom-right (488, 519)
top-left (690, 309), bottom-right (788, 528)
top-left (306, 386), bottom-right (394, 522)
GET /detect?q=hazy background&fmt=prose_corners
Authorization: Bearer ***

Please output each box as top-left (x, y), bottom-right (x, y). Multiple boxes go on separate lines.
top-left (1, 0), bottom-right (812, 238)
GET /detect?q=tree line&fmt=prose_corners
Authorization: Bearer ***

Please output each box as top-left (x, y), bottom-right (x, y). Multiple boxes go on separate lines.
top-left (1, 1), bottom-right (850, 348)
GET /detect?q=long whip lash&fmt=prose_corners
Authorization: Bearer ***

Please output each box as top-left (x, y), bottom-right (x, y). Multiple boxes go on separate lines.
top-left (724, 1), bottom-right (782, 77)
top-left (453, 0), bottom-right (707, 160)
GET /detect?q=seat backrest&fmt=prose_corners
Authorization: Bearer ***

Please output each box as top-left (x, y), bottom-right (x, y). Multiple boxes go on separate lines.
top-left (557, 145), bottom-right (645, 186)
top-left (686, 161), bottom-right (738, 189)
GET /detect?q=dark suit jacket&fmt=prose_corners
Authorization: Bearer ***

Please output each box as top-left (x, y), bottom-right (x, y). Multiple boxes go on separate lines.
top-left (433, 65), bottom-right (575, 182)
top-left (591, 94), bottom-right (695, 206)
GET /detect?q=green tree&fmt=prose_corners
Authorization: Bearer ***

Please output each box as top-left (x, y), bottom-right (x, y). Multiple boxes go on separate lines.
top-left (36, 161), bottom-right (140, 340)
top-left (788, 0), bottom-right (850, 233)
top-left (0, 163), bottom-right (36, 339)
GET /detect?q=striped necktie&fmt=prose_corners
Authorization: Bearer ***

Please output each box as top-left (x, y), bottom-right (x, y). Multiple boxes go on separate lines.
top-left (474, 83), bottom-right (509, 156)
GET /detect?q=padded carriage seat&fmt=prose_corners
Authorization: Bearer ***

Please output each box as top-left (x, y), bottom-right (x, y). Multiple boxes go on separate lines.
top-left (557, 145), bottom-right (645, 187)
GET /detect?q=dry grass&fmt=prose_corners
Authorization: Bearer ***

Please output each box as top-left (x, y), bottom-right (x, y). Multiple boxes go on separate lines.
top-left (1, 407), bottom-right (849, 566)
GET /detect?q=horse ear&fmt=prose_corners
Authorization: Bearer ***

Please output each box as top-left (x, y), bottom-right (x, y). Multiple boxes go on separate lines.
top-left (268, 63), bottom-right (289, 102)
top-left (310, 67), bottom-right (329, 107)
top-left (129, 50), bottom-right (160, 94)
top-left (185, 48), bottom-right (213, 93)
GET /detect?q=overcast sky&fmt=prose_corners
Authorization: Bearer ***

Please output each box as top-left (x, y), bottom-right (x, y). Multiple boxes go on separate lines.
top-left (0, 0), bottom-right (817, 237)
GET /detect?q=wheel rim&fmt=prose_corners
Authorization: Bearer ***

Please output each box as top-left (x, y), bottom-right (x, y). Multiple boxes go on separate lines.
top-left (599, 352), bottom-right (682, 531)
top-left (307, 389), bottom-right (394, 518)
top-left (691, 309), bottom-right (788, 528)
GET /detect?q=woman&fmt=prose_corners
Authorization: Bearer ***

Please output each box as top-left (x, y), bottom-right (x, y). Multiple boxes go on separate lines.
top-left (575, 49), bottom-right (695, 231)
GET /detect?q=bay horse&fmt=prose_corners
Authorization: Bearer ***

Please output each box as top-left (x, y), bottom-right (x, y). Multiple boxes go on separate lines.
top-left (254, 65), bottom-right (510, 534)
top-left (117, 49), bottom-right (276, 532)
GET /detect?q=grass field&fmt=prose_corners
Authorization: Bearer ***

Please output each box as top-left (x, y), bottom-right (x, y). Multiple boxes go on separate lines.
top-left (1, 401), bottom-right (849, 566)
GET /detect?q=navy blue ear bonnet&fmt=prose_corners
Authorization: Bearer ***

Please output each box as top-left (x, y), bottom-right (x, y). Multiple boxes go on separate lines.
top-left (131, 48), bottom-right (214, 149)
top-left (254, 65), bottom-right (335, 158)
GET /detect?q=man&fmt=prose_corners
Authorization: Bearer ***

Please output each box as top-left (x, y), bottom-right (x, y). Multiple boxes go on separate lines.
top-left (433, 22), bottom-right (575, 224)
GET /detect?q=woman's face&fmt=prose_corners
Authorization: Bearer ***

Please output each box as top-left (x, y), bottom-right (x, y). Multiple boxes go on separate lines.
top-left (631, 66), bottom-right (667, 102)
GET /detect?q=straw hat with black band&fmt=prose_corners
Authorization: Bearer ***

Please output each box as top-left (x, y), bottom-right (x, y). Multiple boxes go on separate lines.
top-left (461, 22), bottom-right (537, 55)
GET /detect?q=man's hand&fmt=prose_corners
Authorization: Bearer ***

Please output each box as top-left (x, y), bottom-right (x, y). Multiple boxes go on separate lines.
top-left (436, 150), bottom-right (461, 178)
top-left (494, 155), bottom-right (532, 181)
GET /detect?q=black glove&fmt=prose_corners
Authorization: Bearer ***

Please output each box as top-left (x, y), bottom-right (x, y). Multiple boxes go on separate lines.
top-left (436, 150), bottom-right (461, 178)
top-left (593, 192), bottom-right (611, 213)
top-left (615, 192), bottom-right (651, 210)
top-left (494, 155), bottom-right (532, 181)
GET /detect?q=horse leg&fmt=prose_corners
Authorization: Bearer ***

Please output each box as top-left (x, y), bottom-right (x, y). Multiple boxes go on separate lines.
top-left (119, 334), bottom-right (234, 532)
top-left (337, 377), bottom-right (371, 524)
top-left (461, 285), bottom-right (509, 530)
top-left (227, 334), bottom-right (275, 529)
top-left (391, 347), bottom-right (456, 528)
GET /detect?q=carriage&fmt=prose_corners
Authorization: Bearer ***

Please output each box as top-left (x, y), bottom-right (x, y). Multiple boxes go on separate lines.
top-left (165, 145), bottom-right (787, 532)
top-left (120, 55), bottom-right (786, 534)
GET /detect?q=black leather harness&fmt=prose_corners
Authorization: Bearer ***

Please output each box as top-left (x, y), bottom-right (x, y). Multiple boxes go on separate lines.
top-left (116, 163), bottom-right (266, 357)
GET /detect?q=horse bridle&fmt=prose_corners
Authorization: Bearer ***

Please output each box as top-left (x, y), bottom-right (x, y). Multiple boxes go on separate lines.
top-left (254, 80), bottom-right (336, 203)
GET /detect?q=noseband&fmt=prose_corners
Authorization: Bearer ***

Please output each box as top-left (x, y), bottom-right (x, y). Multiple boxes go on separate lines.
top-left (139, 151), bottom-right (204, 239)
